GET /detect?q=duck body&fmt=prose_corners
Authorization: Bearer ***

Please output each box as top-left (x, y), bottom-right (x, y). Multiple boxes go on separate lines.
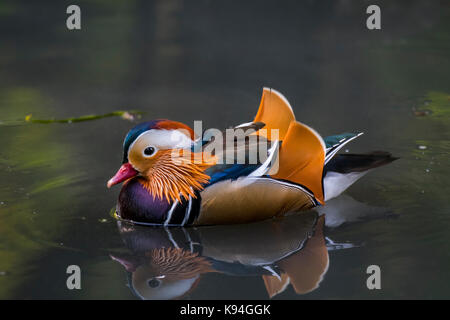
top-left (111, 211), bottom-right (328, 299)
top-left (109, 88), bottom-right (397, 226)
top-left (118, 175), bottom-right (315, 226)
top-left (118, 178), bottom-right (201, 225)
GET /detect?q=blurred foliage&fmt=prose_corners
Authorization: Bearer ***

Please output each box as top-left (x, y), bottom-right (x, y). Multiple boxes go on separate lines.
top-left (0, 86), bottom-right (83, 296)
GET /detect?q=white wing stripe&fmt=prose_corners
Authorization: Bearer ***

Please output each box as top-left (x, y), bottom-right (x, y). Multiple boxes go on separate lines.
top-left (164, 199), bottom-right (179, 226)
top-left (248, 141), bottom-right (280, 177)
top-left (181, 195), bottom-right (192, 226)
top-left (325, 133), bottom-right (364, 165)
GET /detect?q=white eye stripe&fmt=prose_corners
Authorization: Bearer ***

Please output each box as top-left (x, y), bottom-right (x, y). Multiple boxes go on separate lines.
top-left (128, 129), bottom-right (193, 160)
top-left (139, 129), bottom-right (192, 149)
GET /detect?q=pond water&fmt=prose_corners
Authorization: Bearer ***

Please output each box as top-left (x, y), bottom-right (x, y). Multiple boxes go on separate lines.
top-left (0, 0), bottom-right (449, 299)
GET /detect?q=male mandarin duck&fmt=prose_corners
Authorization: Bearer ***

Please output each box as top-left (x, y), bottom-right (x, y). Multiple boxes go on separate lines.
top-left (111, 212), bottom-right (330, 299)
top-left (107, 88), bottom-right (396, 226)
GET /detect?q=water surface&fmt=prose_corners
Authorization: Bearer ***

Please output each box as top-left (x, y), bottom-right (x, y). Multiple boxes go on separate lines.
top-left (0, 0), bottom-right (449, 299)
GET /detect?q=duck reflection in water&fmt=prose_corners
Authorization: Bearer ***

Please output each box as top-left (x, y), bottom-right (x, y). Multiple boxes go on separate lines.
top-left (111, 206), bottom-right (366, 300)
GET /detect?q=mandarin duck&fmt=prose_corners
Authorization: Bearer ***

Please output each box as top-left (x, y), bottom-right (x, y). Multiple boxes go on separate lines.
top-left (111, 211), bottom-right (331, 300)
top-left (108, 88), bottom-right (396, 226)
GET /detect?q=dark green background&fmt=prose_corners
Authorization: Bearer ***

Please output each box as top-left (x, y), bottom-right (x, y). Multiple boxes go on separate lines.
top-left (0, 0), bottom-right (449, 299)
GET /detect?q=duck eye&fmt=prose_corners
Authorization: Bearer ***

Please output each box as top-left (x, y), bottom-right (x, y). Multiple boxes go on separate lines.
top-left (147, 278), bottom-right (160, 288)
top-left (143, 146), bottom-right (156, 157)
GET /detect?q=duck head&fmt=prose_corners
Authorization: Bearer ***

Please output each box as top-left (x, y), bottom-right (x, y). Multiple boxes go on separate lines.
top-left (111, 248), bottom-right (213, 300)
top-left (111, 212), bottom-right (330, 299)
top-left (107, 120), bottom-right (212, 204)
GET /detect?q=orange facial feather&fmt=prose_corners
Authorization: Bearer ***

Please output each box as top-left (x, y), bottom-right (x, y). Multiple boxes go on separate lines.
top-left (146, 247), bottom-right (214, 281)
top-left (137, 149), bottom-right (216, 203)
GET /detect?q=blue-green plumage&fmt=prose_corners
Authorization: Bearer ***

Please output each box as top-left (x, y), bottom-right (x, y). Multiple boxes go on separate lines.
top-left (324, 133), bottom-right (360, 148)
top-left (122, 120), bottom-right (164, 163)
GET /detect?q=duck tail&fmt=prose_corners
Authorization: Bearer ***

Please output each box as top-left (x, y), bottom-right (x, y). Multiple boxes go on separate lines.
top-left (262, 273), bottom-right (290, 298)
top-left (253, 87), bottom-right (296, 141)
top-left (270, 121), bottom-right (326, 204)
top-left (323, 151), bottom-right (398, 201)
top-left (252, 87), bottom-right (326, 204)
top-left (277, 215), bottom-right (329, 295)
top-left (325, 151), bottom-right (398, 174)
